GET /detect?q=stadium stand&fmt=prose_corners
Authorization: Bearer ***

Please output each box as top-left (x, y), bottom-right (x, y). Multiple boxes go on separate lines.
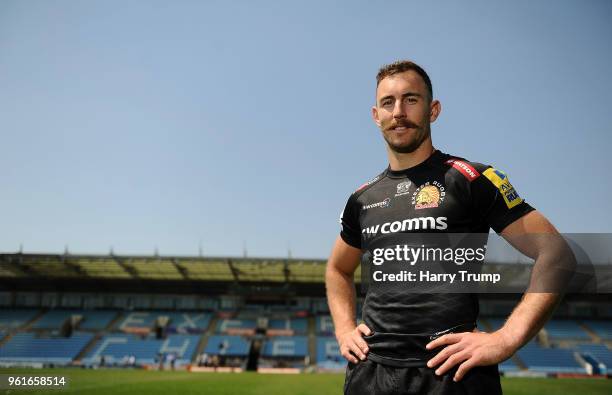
top-left (31, 310), bottom-right (84, 329)
top-left (259, 336), bottom-right (308, 369)
top-left (0, 252), bottom-right (610, 377)
top-left (78, 311), bottom-right (120, 330)
top-left (82, 333), bottom-right (199, 367)
top-left (267, 318), bottom-right (307, 334)
top-left (116, 311), bottom-right (161, 331)
top-left (316, 336), bottom-right (344, 371)
top-left (0, 309), bottom-right (39, 329)
top-left (516, 342), bottom-right (585, 374)
top-left (165, 312), bottom-right (212, 334)
top-left (216, 319), bottom-right (256, 335)
top-left (312, 299), bottom-right (330, 314)
top-left (315, 315), bottom-right (335, 336)
top-left (113, 311), bottom-right (211, 338)
top-left (261, 336), bottom-right (308, 357)
top-left (498, 358), bottom-right (520, 373)
top-left (204, 335), bottom-right (251, 356)
top-left (582, 320), bottom-right (612, 340)
top-left (476, 318), bottom-right (490, 331)
top-left (577, 344), bottom-right (612, 374)
top-left (201, 335), bottom-right (251, 369)
top-left (544, 320), bottom-right (591, 341)
top-left (0, 332), bottom-right (93, 365)
top-left (485, 318), bottom-right (505, 331)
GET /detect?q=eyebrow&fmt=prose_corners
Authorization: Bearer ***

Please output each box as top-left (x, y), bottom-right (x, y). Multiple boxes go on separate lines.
top-left (378, 91), bottom-right (423, 104)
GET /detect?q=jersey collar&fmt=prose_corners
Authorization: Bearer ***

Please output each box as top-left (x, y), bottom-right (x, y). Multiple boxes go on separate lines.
top-left (385, 149), bottom-right (443, 178)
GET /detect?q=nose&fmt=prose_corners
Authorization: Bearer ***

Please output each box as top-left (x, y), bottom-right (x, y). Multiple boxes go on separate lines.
top-left (392, 100), bottom-right (406, 119)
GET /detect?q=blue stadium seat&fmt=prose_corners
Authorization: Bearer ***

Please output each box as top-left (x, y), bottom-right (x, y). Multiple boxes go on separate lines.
top-left (78, 311), bottom-right (119, 330)
top-left (32, 310), bottom-right (119, 330)
top-left (31, 310), bottom-right (74, 329)
top-left (498, 358), bottom-right (520, 372)
top-left (517, 342), bottom-right (584, 374)
top-left (581, 320), bottom-right (612, 340)
top-left (164, 312), bottom-right (211, 333)
top-left (0, 309), bottom-right (40, 329)
top-left (261, 336), bottom-right (308, 357)
top-left (313, 299), bottom-right (330, 314)
top-left (32, 309), bottom-right (122, 330)
top-left (476, 319), bottom-right (490, 332)
top-left (485, 318), bottom-right (506, 331)
top-left (0, 332), bottom-right (93, 365)
top-left (204, 335), bottom-right (251, 356)
top-left (83, 333), bottom-right (199, 367)
top-left (115, 311), bottom-right (160, 330)
top-left (316, 337), bottom-right (345, 370)
top-left (577, 344), bottom-right (612, 374)
top-left (216, 319), bottom-right (256, 333)
top-left (268, 318), bottom-right (307, 333)
top-left (544, 320), bottom-right (590, 340)
top-left (315, 316), bottom-right (335, 335)
top-left (115, 311), bottom-right (211, 333)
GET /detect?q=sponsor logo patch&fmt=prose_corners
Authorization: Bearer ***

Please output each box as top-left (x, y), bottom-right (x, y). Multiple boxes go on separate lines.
top-left (411, 181), bottom-right (446, 210)
top-left (361, 216), bottom-right (448, 236)
top-left (483, 168), bottom-right (523, 209)
top-left (395, 181), bottom-right (412, 197)
top-left (445, 159), bottom-right (480, 181)
top-left (362, 198), bottom-right (391, 210)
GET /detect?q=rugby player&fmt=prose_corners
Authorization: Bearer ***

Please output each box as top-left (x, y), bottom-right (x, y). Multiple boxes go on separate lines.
top-left (325, 60), bottom-right (570, 394)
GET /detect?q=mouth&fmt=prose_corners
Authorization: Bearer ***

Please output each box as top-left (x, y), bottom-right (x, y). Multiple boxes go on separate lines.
top-left (389, 125), bottom-right (414, 132)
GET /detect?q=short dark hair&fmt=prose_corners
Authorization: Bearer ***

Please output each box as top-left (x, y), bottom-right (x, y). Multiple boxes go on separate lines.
top-left (376, 60), bottom-right (433, 100)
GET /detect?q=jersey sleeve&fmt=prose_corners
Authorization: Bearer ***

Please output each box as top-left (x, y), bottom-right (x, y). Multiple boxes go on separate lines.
top-left (339, 193), bottom-right (361, 249)
top-left (470, 166), bottom-right (535, 233)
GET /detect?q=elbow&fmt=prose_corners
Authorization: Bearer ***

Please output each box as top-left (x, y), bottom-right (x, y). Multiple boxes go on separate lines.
top-left (325, 261), bottom-right (354, 286)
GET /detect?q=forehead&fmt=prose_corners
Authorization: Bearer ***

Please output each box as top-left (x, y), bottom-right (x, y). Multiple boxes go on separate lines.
top-left (376, 70), bottom-right (428, 100)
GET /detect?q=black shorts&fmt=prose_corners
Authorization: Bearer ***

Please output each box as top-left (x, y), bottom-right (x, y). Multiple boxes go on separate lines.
top-left (344, 359), bottom-right (502, 395)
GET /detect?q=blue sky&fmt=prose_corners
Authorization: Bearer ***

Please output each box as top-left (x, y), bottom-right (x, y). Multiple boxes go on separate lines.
top-left (1, 0), bottom-right (611, 258)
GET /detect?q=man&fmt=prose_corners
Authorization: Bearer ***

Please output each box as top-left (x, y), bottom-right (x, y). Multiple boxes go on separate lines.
top-left (325, 60), bottom-right (572, 394)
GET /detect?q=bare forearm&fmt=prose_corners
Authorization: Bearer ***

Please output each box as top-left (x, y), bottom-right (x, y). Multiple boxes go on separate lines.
top-left (326, 265), bottom-right (357, 339)
top-left (499, 219), bottom-right (574, 350)
top-left (499, 292), bottom-right (561, 350)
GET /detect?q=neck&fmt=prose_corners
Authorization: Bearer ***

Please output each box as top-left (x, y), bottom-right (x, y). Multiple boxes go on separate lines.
top-left (387, 139), bottom-right (435, 171)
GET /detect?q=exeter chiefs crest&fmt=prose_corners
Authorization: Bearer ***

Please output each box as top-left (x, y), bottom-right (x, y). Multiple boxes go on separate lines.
top-left (412, 181), bottom-right (446, 210)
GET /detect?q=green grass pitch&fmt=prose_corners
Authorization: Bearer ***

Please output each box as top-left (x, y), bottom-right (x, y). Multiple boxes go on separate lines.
top-left (0, 368), bottom-right (609, 395)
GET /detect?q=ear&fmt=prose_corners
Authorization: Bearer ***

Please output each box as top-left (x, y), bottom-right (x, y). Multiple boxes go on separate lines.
top-left (430, 100), bottom-right (441, 123)
top-left (372, 105), bottom-right (382, 128)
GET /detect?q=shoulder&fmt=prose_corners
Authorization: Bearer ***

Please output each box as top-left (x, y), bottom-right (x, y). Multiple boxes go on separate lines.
top-left (438, 152), bottom-right (516, 185)
top-left (443, 153), bottom-right (517, 188)
top-left (442, 152), bottom-right (526, 208)
top-left (437, 152), bottom-right (490, 182)
top-left (350, 170), bottom-right (387, 198)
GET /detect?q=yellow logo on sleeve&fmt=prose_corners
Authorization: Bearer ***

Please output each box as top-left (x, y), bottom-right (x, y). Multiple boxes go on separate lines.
top-left (483, 168), bottom-right (523, 209)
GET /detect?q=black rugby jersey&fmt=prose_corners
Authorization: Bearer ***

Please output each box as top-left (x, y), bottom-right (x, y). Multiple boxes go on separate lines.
top-left (339, 149), bottom-right (534, 366)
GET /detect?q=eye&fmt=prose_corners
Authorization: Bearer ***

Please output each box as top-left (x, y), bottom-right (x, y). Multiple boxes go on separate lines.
top-left (404, 97), bottom-right (417, 104)
top-left (381, 99), bottom-right (393, 108)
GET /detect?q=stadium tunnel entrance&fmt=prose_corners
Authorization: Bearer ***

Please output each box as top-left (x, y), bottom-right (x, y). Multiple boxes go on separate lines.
top-left (246, 339), bottom-right (262, 371)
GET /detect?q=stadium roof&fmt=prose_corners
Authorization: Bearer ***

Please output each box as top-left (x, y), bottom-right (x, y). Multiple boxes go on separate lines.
top-left (0, 253), bottom-right (361, 284)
